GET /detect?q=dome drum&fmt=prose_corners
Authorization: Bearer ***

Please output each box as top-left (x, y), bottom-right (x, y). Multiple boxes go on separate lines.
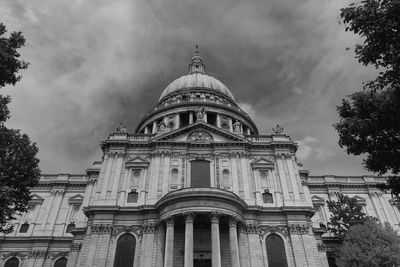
top-left (136, 103), bottom-right (258, 135)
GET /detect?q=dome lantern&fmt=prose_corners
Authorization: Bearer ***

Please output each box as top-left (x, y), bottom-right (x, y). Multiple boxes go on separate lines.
top-left (188, 45), bottom-right (205, 74)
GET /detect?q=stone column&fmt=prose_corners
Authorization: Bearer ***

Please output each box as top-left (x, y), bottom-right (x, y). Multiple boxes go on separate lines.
top-left (175, 113), bottom-right (180, 129)
top-left (156, 223), bottom-right (166, 267)
top-left (229, 118), bottom-right (233, 132)
top-left (238, 226), bottom-right (248, 267)
top-left (216, 114), bottom-right (221, 128)
top-left (164, 217), bottom-right (174, 267)
top-left (184, 213), bottom-right (195, 267)
top-left (229, 217), bottom-right (240, 267)
top-left (152, 121), bottom-right (157, 134)
top-left (189, 112), bottom-right (194, 124)
top-left (210, 212), bottom-right (221, 267)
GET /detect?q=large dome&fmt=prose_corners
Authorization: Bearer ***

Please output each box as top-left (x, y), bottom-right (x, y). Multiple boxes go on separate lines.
top-left (159, 73), bottom-right (235, 101)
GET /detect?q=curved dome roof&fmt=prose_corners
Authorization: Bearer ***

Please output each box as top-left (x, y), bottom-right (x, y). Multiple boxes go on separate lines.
top-left (159, 73), bottom-right (235, 101)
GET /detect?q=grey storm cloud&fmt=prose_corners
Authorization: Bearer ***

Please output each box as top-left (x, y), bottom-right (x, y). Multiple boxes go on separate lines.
top-left (0, 0), bottom-right (377, 175)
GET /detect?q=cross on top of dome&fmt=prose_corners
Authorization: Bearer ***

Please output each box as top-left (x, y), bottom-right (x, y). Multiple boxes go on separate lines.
top-left (188, 45), bottom-right (205, 74)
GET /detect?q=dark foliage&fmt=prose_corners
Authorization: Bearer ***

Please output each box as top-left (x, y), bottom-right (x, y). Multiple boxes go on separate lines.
top-left (337, 220), bottom-right (400, 267)
top-left (326, 194), bottom-right (374, 239)
top-left (0, 22), bottom-right (40, 233)
top-left (335, 0), bottom-right (400, 201)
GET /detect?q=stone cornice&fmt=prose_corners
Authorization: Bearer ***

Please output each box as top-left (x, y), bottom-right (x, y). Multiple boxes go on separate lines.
top-left (308, 175), bottom-right (387, 190)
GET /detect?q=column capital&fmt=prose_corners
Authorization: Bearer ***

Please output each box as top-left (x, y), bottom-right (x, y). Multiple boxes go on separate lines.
top-left (228, 216), bottom-right (239, 228)
top-left (184, 212), bottom-right (195, 224)
top-left (165, 217), bottom-right (174, 227)
top-left (157, 222), bottom-right (166, 232)
top-left (210, 212), bottom-right (221, 224)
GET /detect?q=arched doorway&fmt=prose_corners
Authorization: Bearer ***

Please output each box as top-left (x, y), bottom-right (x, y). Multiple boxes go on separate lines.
top-left (113, 234), bottom-right (136, 267)
top-left (54, 257), bottom-right (68, 267)
top-left (266, 234), bottom-right (288, 267)
top-left (4, 257), bottom-right (19, 267)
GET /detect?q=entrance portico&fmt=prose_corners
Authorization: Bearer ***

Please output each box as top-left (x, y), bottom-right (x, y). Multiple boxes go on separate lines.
top-left (155, 188), bottom-right (246, 267)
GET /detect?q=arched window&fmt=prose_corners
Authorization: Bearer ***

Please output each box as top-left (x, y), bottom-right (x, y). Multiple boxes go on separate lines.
top-left (222, 169), bottom-right (230, 189)
top-left (266, 234), bottom-right (288, 267)
top-left (113, 234), bottom-right (136, 267)
top-left (66, 223), bottom-right (75, 233)
top-left (171, 168), bottom-right (179, 184)
top-left (127, 192), bottom-right (139, 203)
top-left (262, 192), bottom-right (273, 203)
top-left (4, 257), bottom-right (19, 267)
top-left (54, 257), bottom-right (68, 267)
top-left (19, 223), bottom-right (29, 233)
top-left (190, 160), bottom-right (210, 187)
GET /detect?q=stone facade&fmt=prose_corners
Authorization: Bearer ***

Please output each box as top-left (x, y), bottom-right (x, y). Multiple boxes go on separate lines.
top-left (1, 49), bottom-right (399, 267)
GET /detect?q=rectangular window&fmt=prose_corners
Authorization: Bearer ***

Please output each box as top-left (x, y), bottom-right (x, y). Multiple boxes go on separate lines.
top-left (191, 160), bottom-right (210, 187)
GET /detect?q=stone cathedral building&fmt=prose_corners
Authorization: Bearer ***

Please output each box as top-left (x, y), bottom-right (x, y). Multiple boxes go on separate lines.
top-left (1, 48), bottom-right (400, 267)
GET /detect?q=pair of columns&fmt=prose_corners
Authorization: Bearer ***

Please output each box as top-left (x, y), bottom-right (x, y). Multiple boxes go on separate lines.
top-left (163, 212), bottom-right (241, 267)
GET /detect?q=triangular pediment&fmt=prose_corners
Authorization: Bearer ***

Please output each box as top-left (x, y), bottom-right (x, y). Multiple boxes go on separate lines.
top-left (29, 194), bottom-right (44, 205)
top-left (125, 156), bottom-right (150, 168)
top-left (311, 195), bottom-right (326, 206)
top-left (354, 195), bottom-right (366, 205)
top-left (69, 194), bottom-right (84, 205)
top-left (251, 157), bottom-right (275, 169)
top-left (151, 122), bottom-right (249, 143)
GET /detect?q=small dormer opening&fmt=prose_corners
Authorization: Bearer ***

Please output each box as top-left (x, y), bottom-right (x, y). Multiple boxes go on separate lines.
top-left (180, 112), bottom-right (189, 127)
top-left (207, 112), bottom-right (217, 127)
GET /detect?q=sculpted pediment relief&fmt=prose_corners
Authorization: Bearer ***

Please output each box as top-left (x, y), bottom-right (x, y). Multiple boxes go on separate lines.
top-left (151, 122), bottom-right (248, 143)
top-left (187, 130), bottom-right (213, 142)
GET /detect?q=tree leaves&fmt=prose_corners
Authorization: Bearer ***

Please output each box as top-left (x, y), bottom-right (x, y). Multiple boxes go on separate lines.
top-left (336, 0), bottom-right (400, 202)
top-left (337, 221), bottom-right (400, 267)
top-left (326, 194), bottom-right (374, 239)
top-left (0, 22), bottom-right (39, 233)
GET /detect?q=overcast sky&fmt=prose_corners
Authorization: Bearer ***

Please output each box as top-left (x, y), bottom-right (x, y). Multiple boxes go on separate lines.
top-left (0, 0), bottom-right (377, 176)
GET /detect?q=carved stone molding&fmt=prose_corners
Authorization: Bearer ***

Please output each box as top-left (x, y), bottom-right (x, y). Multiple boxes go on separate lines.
top-left (50, 189), bottom-right (65, 196)
top-left (112, 225), bottom-right (143, 236)
top-left (108, 151), bottom-right (126, 158)
top-left (246, 224), bottom-right (259, 234)
top-left (317, 243), bottom-right (326, 252)
top-left (90, 224), bottom-right (114, 234)
top-left (143, 223), bottom-right (158, 234)
top-left (87, 177), bottom-right (98, 185)
top-left (238, 225), bottom-right (246, 234)
top-left (258, 225), bottom-right (289, 236)
top-left (287, 224), bottom-right (311, 235)
top-left (48, 251), bottom-right (69, 260)
top-left (29, 250), bottom-right (47, 258)
top-left (1, 251), bottom-right (29, 259)
top-left (187, 153), bottom-right (214, 160)
top-left (70, 243), bottom-right (82, 252)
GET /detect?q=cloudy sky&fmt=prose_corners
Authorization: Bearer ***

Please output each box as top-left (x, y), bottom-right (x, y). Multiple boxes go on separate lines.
top-left (0, 0), bottom-right (377, 176)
